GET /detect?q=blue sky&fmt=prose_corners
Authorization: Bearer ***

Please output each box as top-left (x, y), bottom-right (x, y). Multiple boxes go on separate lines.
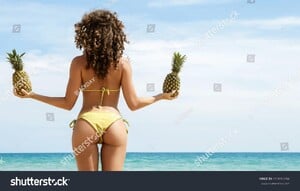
top-left (0, 0), bottom-right (300, 152)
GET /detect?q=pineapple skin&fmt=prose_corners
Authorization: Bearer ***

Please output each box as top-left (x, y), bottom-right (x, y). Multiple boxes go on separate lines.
top-left (13, 71), bottom-right (32, 96)
top-left (162, 72), bottom-right (180, 97)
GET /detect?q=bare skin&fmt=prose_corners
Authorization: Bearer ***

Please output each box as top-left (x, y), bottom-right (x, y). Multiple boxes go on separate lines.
top-left (14, 55), bottom-right (177, 171)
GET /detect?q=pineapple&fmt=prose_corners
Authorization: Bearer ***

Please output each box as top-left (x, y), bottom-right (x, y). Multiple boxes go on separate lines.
top-left (7, 49), bottom-right (32, 96)
top-left (163, 52), bottom-right (186, 97)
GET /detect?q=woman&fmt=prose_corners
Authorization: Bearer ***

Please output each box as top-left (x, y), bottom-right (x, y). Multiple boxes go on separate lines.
top-left (14, 10), bottom-right (177, 171)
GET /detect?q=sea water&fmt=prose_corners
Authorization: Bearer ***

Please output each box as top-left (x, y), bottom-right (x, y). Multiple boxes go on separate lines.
top-left (0, 152), bottom-right (299, 171)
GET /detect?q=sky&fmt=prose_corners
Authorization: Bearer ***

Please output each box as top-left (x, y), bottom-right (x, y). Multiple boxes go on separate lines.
top-left (0, 0), bottom-right (300, 152)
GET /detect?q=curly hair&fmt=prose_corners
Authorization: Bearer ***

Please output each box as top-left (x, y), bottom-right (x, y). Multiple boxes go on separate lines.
top-left (74, 10), bottom-right (128, 79)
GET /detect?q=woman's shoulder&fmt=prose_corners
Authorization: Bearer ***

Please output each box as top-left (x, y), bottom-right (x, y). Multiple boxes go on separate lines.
top-left (71, 55), bottom-right (86, 68)
top-left (119, 56), bottom-right (131, 69)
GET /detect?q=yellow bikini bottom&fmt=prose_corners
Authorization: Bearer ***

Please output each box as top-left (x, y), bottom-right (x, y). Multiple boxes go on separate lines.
top-left (69, 111), bottom-right (128, 144)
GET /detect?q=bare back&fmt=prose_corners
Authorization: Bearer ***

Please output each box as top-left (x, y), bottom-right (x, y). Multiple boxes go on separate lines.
top-left (76, 55), bottom-right (123, 114)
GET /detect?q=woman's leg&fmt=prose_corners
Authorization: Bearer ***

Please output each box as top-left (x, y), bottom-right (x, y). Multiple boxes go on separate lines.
top-left (72, 119), bottom-right (100, 171)
top-left (101, 119), bottom-right (128, 171)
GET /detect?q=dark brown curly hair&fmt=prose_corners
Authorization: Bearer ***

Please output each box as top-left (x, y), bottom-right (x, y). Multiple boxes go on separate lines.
top-left (74, 10), bottom-right (128, 79)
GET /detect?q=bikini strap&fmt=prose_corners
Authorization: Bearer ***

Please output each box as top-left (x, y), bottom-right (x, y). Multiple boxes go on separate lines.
top-left (69, 119), bottom-right (76, 128)
top-left (99, 87), bottom-right (120, 106)
top-left (99, 87), bottom-right (108, 106)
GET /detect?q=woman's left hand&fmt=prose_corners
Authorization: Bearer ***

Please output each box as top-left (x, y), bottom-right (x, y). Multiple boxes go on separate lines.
top-left (13, 89), bottom-right (33, 98)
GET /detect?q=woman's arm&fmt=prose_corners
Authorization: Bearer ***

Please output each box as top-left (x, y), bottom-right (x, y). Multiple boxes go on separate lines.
top-left (14, 57), bottom-right (82, 111)
top-left (121, 59), bottom-right (176, 111)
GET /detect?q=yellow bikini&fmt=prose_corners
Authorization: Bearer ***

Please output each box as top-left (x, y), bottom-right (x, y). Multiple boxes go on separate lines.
top-left (69, 86), bottom-right (128, 144)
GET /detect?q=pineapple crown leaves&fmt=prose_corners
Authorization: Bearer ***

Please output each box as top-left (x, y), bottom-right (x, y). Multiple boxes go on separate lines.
top-left (6, 49), bottom-right (25, 71)
top-left (171, 52), bottom-right (186, 74)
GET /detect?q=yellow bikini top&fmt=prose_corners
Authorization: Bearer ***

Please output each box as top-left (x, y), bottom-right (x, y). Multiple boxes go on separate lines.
top-left (82, 87), bottom-right (120, 106)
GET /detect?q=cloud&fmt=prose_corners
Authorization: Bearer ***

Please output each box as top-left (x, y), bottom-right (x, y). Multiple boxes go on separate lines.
top-left (125, 31), bottom-right (300, 113)
top-left (238, 17), bottom-right (300, 29)
top-left (24, 51), bottom-right (71, 75)
top-left (148, 0), bottom-right (238, 7)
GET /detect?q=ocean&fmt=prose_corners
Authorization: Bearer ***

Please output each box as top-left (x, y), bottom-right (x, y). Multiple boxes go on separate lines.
top-left (0, 152), bottom-right (300, 171)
